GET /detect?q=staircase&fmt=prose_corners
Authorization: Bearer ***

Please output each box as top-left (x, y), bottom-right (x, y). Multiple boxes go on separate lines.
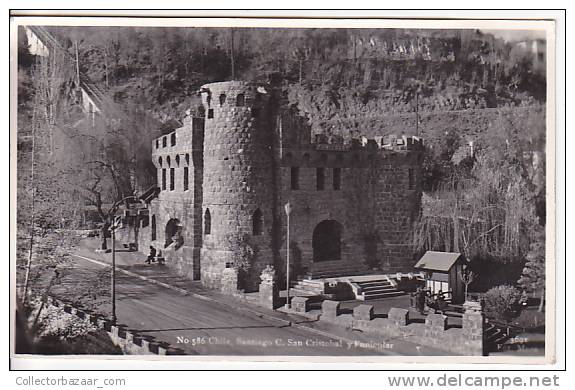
top-left (288, 279), bottom-right (326, 297)
top-left (355, 277), bottom-right (404, 300)
top-left (484, 322), bottom-right (511, 352)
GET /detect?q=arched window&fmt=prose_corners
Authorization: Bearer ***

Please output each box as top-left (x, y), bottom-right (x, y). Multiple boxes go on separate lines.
top-left (333, 168), bottom-right (341, 190)
top-left (166, 155), bottom-right (171, 167)
top-left (290, 167), bottom-right (299, 190)
top-left (408, 168), bottom-right (415, 190)
top-left (236, 93), bottom-right (245, 107)
top-left (316, 167), bottom-right (325, 190)
top-left (158, 156), bottom-right (163, 166)
top-left (151, 215), bottom-right (157, 241)
top-left (165, 218), bottom-right (183, 249)
top-left (219, 93), bottom-right (226, 105)
top-left (175, 155), bottom-right (180, 166)
top-left (312, 220), bottom-right (342, 262)
top-left (204, 209), bottom-right (211, 235)
top-left (183, 167), bottom-right (189, 191)
top-left (252, 209), bottom-right (263, 235)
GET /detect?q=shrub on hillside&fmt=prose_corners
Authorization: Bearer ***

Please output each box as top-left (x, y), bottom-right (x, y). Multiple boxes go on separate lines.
top-left (483, 285), bottom-right (524, 323)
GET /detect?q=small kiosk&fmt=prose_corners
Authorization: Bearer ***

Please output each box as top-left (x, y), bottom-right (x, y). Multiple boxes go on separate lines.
top-left (414, 251), bottom-right (465, 303)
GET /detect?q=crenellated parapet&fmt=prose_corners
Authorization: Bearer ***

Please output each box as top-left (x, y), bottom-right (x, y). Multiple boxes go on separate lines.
top-left (151, 117), bottom-right (204, 169)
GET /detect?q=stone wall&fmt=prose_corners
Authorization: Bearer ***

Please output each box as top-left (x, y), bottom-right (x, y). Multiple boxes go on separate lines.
top-left (200, 81), bottom-right (276, 292)
top-left (146, 116), bottom-right (204, 280)
top-left (276, 145), bottom-right (424, 279)
top-left (314, 300), bottom-right (484, 356)
top-left (46, 297), bottom-right (185, 355)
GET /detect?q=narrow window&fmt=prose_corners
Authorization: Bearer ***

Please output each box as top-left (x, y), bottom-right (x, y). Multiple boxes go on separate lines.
top-left (162, 137), bottom-right (167, 148)
top-left (207, 108), bottom-right (214, 119)
top-left (236, 93), bottom-right (245, 107)
top-left (183, 167), bottom-right (189, 191)
top-left (290, 167), bottom-right (299, 190)
top-left (316, 167), bottom-right (325, 190)
top-left (170, 168), bottom-right (175, 191)
top-left (171, 133), bottom-right (176, 146)
top-left (156, 139), bottom-right (159, 149)
top-left (204, 209), bottom-right (211, 235)
top-left (252, 209), bottom-right (263, 236)
top-left (219, 93), bottom-right (226, 105)
top-left (151, 215), bottom-right (157, 241)
top-left (333, 168), bottom-right (341, 190)
top-left (408, 168), bottom-right (415, 190)
top-left (162, 169), bottom-right (166, 190)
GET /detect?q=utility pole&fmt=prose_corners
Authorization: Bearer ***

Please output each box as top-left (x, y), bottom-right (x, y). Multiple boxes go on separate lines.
top-left (284, 202), bottom-right (292, 309)
top-left (415, 89), bottom-right (420, 137)
top-left (74, 41), bottom-right (80, 89)
top-left (230, 28), bottom-right (235, 80)
top-left (111, 221), bottom-right (117, 323)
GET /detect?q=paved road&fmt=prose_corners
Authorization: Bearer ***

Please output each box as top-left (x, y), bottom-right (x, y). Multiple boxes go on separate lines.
top-left (60, 239), bottom-right (450, 356)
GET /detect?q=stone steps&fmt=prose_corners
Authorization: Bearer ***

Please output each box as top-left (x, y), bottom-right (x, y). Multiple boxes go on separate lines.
top-left (355, 278), bottom-right (403, 300)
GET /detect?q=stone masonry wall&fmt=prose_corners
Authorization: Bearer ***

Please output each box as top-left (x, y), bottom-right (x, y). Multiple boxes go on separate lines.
top-left (276, 145), bottom-right (423, 279)
top-left (200, 81), bottom-right (275, 292)
top-left (147, 117), bottom-right (204, 280)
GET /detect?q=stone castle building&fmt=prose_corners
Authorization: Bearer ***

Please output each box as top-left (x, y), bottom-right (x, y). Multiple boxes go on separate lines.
top-left (134, 80), bottom-right (425, 293)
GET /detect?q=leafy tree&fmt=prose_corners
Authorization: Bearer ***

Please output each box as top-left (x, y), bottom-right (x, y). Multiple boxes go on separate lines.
top-left (517, 229), bottom-right (545, 312)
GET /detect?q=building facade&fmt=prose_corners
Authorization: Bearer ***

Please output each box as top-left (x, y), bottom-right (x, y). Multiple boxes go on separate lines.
top-left (137, 80), bottom-right (425, 293)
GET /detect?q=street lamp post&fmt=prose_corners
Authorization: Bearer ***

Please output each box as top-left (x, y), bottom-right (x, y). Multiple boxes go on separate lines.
top-left (284, 202), bottom-right (292, 309)
top-left (111, 223), bottom-right (117, 324)
top-left (108, 195), bottom-right (144, 324)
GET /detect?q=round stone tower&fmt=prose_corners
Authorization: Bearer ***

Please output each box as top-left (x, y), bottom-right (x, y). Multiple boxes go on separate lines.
top-left (200, 81), bottom-right (276, 292)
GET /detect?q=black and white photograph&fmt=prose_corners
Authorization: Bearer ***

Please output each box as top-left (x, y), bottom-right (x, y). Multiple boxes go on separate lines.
top-left (10, 14), bottom-right (557, 365)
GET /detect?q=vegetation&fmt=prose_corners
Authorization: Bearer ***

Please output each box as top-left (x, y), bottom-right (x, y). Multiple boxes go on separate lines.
top-left (483, 285), bottom-right (524, 323)
top-left (17, 26), bottom-right (546, 301)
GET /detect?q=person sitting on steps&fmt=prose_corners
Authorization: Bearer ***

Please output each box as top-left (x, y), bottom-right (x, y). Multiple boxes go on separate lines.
top-left (146, 246), bottom-right (157, 264)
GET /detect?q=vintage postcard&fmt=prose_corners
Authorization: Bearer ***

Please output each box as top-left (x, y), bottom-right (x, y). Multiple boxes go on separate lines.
top-left (9, 12), bottom-right (558, 368)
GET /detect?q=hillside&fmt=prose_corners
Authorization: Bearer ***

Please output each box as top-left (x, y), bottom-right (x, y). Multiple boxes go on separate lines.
top-left (35, 26), bottom-right (545, 126)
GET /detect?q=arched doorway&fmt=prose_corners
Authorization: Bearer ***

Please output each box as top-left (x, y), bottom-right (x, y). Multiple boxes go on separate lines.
top-left (165, 218), bottom-right (183, 249)
top-left (312, 220), bottom-right (342, 262)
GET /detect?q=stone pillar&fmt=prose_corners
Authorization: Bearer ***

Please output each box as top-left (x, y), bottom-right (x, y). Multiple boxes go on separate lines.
top-left (321, 300), bottom-right (341, 320)
top-left (462, 300), bottom-right (485, 355)
top-left (258, 265), bottom-right (279, 309)
top-left (291, 297), bottom-right (310, 313)
top-left (388, 307), bottom-right (409, 326)
top-left (220, 268), bottom-right (239, 295)
top-left (353, 304), bottom-right (375, 321)
top-left (425, 313), bottom-right (448, 331)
